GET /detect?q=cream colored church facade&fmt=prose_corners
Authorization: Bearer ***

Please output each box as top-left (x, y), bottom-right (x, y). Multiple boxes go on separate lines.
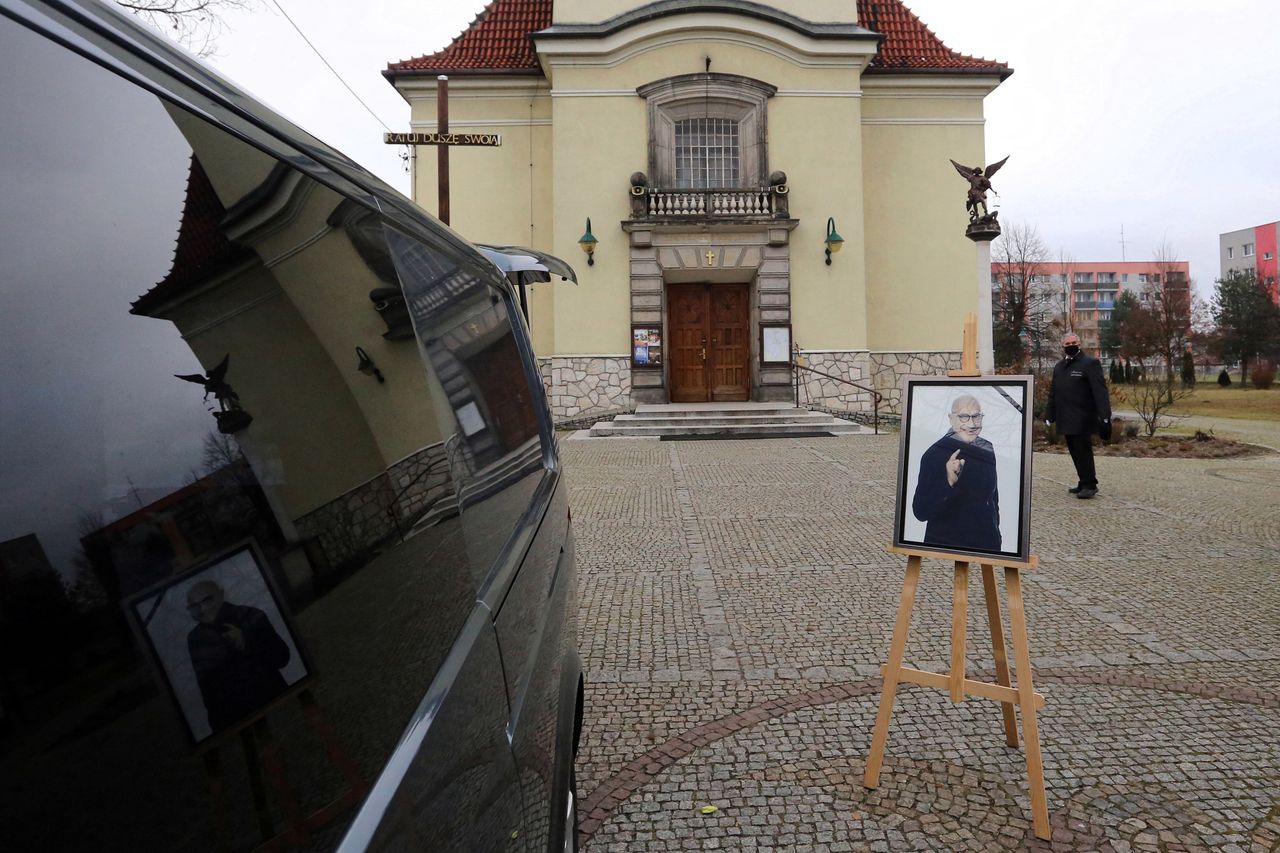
top-left (385, 0), bottom-right (1010, 418)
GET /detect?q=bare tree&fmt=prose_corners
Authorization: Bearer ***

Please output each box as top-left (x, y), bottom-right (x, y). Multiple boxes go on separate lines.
top-left (1117, 379), bottom-right (1191, 437)
top-left (1118, 296), bottom-right (1161, 372)
top-left (115, 0), bottom-right (257, 55)
top-left (201, 429), bottom-right (243, 474)
top-left (992, 223), bottom-right (1053, 371)
top-left (1020, 248), bottom-right (1073, 371)
top-left (1142, 241), bottom-right (1195, 401)
top-left (1056, 249), bottom-right (1078, 336)
top-left (69, 510), bottom-right (111, 612)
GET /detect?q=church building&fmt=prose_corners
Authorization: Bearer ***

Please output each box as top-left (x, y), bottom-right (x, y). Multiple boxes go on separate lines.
top-left (384, 0), bottom-right (1010, 419)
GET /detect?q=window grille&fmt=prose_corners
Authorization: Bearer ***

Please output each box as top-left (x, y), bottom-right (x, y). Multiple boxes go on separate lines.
top-left (674, 118), bottom-right (739, 188)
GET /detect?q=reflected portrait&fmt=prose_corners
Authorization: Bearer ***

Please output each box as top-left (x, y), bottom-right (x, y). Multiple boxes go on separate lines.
top-left (125, 542), bottom-right (309, 746)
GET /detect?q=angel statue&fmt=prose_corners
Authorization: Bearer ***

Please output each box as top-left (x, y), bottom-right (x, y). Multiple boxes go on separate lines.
top-left (949, 155), bottom-right (1008, 222)
top-left (175, 353), bottom-right (253, 434)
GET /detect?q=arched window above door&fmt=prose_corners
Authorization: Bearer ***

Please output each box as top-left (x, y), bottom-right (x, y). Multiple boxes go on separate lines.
top-left (637, 73), bottom-right (776, 189)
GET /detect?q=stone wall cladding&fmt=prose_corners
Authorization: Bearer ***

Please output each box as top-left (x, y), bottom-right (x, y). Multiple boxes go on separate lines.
top-left (387, 442), bottom-right (452, 521)
top-left (294, 442), bottom-right (452, 570)
top-left (797, 350), bottom-right (874, 414)
top-left (544, 356), bottom-right (632, 421)
top-left (870, 351), bottom-right (963, 414)
top-left (536, 351), bottom-right (958, 420)
top-left (537, 357), bottom-right (553, 399)
top-left (796, 350), bottom-right (964, 416)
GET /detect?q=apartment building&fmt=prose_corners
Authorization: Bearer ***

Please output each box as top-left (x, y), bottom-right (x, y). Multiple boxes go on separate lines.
top-left (1220, 221), bottom-right (1279, 301)
top-left (992, 260), bottom-right (1190, 358)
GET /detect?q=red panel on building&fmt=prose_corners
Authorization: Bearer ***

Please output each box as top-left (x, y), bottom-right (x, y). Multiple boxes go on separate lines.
top-left (1256, 223), bottom-right (1278, 302)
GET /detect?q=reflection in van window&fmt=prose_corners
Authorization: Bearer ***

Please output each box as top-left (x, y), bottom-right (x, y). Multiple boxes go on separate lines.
top-left (0, 13), bottom-right (543, 850)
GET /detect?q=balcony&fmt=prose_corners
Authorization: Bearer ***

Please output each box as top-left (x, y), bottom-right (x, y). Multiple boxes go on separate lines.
top-left (628, 173), bottom-right (790, 221)
top-left (639, 188), bottom-right (775, 217)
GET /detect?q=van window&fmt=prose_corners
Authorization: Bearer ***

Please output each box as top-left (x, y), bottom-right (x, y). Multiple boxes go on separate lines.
top-left (0, 12), bottom-right (545, 849)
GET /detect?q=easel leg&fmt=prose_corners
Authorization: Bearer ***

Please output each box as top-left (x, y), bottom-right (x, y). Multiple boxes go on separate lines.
top-left (299, 689), bottom-right (367, 794)
top-left (981, 564), bottom-right (1019, 747)
top-left (203, 748), bottom-right (232, 853)
top-left (240, 728), bottom-right (275, 842)
top-left (864, 556), bottom-right (922, 788)
top-left (949, 562), bottom-right (969, 703)
top-left (1006, 568), bottom-right (1050, 840)
top-left (254, 718), bottom-right (311, 847)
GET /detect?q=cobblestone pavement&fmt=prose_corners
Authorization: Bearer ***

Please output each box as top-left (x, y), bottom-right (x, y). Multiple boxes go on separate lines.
top-left (562, 436), bottom-right (1280, 852)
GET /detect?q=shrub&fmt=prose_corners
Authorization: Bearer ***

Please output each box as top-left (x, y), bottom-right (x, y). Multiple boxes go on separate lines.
top-left (1124, 422), bottom-right (1139, 438)
top-left (1031, 371), bottom-right (1053, 420)
top-left (1035, 416), bottom-right (1062, 445)
top-left (1181, 350), bottom-right (1196, 389)
top-left (1253, 360), bottom-right (1276, 390)
top-left (1218, 369), bottom-right (1232, 387)
top-left (1118, 379), bottom-right (1191, 436)
top-left (1107, 416), bottom-right (1126, 444)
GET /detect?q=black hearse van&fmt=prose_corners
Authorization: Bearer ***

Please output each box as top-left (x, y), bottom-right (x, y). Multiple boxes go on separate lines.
top-left (0, 1), bottom-right (582, 850)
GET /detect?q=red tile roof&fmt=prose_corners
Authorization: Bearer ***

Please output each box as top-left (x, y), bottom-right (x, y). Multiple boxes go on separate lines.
top-left (385, 0), bottom-right (1008, 79)
top-left (857, 1), bottom-right (1009, 76)
top-left (132, 157), bottom-right (255, 317)
top-left (386, 0), bottom-right (550, 75)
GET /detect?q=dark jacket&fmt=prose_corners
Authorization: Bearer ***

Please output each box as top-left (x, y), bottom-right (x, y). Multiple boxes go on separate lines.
top-left (188, 601), bottom-right (291, 731)
top-left (1046, 351), bottom-right (1111, 435)
top-left (912, 431), bottom-right (1001, 551)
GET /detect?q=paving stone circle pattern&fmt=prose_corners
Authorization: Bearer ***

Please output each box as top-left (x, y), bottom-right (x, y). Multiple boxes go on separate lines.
top-left (562, 435), bottom-right (1280, 852)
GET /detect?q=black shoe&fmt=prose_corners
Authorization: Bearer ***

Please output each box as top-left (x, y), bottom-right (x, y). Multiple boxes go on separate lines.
top-left (1068, 485), bottom-right (1082, 494)
top-left (1076, 487), bottom-right (1098, 499)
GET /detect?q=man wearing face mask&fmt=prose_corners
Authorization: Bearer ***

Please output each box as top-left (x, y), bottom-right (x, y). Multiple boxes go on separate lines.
top-left (1045, 332), bottom-right (1112, 499)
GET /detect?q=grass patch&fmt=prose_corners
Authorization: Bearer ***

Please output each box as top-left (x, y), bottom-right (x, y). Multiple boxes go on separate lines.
top-left (1162, 379), bottom-right (1280, 421)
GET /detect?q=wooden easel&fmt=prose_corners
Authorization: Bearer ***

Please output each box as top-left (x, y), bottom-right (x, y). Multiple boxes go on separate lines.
top-left (863, 314), bottom-right (1050, 841)
top-left (203, 688), bottom-right (367, 852)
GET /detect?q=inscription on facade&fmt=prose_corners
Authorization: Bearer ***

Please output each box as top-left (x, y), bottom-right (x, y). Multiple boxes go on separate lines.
top-left (383, 132), bottom-right (503, 146)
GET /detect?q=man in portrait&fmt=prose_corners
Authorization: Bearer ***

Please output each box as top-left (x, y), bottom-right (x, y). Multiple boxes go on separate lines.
top-left (911, 393), bottom-right (1001, 552)
top-left (186, 579), bottom-right (291, 732)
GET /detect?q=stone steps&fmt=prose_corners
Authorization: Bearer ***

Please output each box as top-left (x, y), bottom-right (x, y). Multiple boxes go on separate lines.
top-left (586, 404), bottom-right (863, 438)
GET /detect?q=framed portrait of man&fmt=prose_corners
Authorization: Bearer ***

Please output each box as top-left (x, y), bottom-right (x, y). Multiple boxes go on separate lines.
top-left (123, 541), bottom-right (311, 748)
top-left (893, 375), bottom-right (1034, 562)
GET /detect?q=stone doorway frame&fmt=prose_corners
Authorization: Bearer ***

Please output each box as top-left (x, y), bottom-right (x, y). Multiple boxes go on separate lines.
top-left (623, 220), bottom-right (799, 404)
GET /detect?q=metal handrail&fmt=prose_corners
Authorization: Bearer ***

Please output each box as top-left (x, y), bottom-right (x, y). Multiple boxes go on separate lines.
top-left (791, 359), bottom-right (883, 434)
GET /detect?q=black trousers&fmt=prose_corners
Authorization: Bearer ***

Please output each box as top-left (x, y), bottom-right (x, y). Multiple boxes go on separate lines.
top-left (1065, 433), bottom-right (1097, 488)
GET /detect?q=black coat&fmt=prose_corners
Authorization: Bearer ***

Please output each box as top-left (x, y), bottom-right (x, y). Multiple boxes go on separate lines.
top-left (188, 601), bottom-right (291, 732)
top-left (1046, 352), bottom-right (1111, 436)
top-left (912, 432), bottom-right (1001, 551)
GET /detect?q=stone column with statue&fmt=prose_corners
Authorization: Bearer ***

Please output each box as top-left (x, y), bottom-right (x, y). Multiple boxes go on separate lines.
top-left (950, 156), bottom-right (1009, 374)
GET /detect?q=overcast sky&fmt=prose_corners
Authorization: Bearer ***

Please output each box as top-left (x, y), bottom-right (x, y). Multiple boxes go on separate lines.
top-left (193, 0), bottom-right (1279, 299)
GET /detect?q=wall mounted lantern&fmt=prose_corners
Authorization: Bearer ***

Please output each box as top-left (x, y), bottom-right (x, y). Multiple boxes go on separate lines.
top-left (356, 346), bottom-right (385, 383)
top-left (825, 217), bottom-right (845, 265)
top-left (578, 218), bottom-right (598, 266)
